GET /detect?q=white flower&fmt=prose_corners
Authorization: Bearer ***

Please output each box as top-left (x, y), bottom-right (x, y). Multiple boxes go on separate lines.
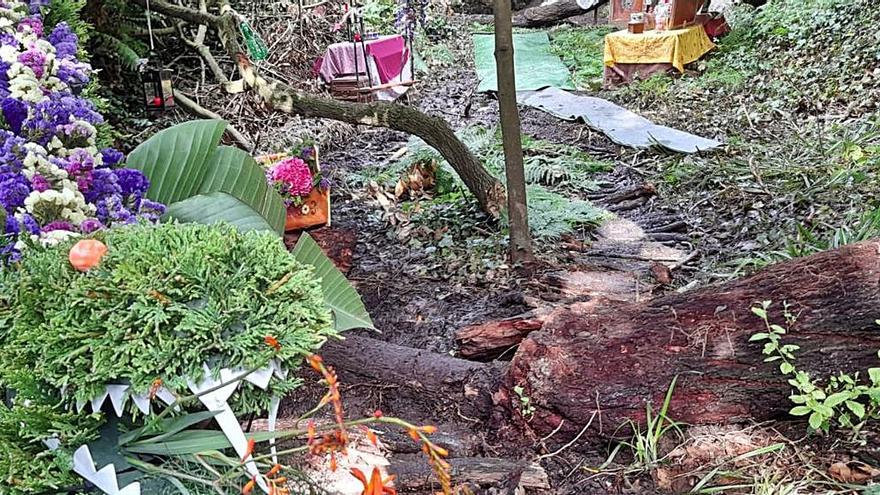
top-left (0, 45), bottom-right (18, 64)
top-left (40, 229), bottom-right (80, 247)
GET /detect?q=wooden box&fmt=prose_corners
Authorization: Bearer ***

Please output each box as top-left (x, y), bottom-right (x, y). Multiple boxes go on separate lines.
top-left (668, 0), bottom-right (703, 29)
top-left (610, 0), bottom-right (645, 26)
top-left (285, 186), bottom-right (331, 231)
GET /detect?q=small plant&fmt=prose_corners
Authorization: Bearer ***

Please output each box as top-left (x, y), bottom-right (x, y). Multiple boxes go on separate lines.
top-left (620, 377), bottom-right (682, 470)
top-left (513, 385), bottom-right (535, 419)
top-left (751, 301), bottom-right (880, 434)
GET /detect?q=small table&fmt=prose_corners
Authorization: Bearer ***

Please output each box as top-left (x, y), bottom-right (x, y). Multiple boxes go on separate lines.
top-left (602, 24), bottom-right (715, 87)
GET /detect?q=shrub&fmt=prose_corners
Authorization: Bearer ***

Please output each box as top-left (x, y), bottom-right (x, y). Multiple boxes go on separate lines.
top-left (0, 222), bottom-right (334, 414)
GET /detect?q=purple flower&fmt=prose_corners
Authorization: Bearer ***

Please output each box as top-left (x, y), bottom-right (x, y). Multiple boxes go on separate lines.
top-left (0, 172), bottom-right (31, 210)
top-left (79, 217), bottom-right (102, 233)
top-left (18, 212), bottom-right (40, 235)
top-left (319, 177), bottom-right (332, 190)
top-left (49, 22), bottom-right (78, 59)
top-left (2, 97), bottom-right (28, 134)
top-left (115, 168), bottom-right (149, 197)
top-left (5, 215), bottom-right (19, 235)
top-left (100, 148), bottom-right (124, 167)
top-left (95, 194), bottom-right (133, 225)
top-left (42, 220), bottom-right (74, 232)
top-left (56, 59), bottom-right (89, 86)
top-left (18, 16), bottom-right (43, 38)
top-left (28, 0), bottom-right (48, 14)
top-left (0, 61), bottom-right (9, 98)
top-left (18, 47), bottom-right (47, 79)
top-left (136, 198), bottom-right (165, 222)
top-left (0, 130), bottom-right (27, 173)
top-left (0, 33), bottom-right (17, 48)
top-left (30, 173), bottom-right (49, 192)
top-left (84, 167), bottom-right (120, 204)
top-left (24, 93), bottom-right (102, 145)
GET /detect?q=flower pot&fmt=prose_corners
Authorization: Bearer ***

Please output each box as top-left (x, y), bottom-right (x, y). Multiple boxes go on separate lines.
top-left (285, 186), bottom-right (331, 232)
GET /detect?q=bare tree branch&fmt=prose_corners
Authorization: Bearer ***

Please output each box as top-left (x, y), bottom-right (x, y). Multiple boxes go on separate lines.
top-left (173, 89), bottom-right (253, 150)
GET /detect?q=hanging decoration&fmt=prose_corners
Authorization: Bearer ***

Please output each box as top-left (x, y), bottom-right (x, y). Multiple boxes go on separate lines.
top-left (140, 62), bottom-right (175, 114)
top-left (240, 20), bottom-right (269, 61)
top-left (140, 0), bottom-right (175, 115)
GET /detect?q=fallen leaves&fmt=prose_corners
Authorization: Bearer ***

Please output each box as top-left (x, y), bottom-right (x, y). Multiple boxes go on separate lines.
top-left (829, 460), bottom-right (880, 484)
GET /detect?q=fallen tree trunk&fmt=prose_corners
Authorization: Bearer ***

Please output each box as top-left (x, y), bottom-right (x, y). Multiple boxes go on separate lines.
top-left (503, 240), bottom-right (880, 441)
top-left (322, 241), bottom-right (880, 447)
top-left (472, 0), bottom-right (606, 27)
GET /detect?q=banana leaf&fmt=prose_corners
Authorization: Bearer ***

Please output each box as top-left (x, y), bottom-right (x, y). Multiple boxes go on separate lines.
top-left (126, 120), bottom-right (285, 234)
top-left (292, 233), bottom-right (374, 331)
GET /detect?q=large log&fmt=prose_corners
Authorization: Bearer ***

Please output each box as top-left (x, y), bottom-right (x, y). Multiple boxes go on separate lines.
top-left (471, 0), bottom-right (606, 27)
top-left (502, 240), bottom-right (880, 441)
top-left (317, 242), bottom-right (880, 448)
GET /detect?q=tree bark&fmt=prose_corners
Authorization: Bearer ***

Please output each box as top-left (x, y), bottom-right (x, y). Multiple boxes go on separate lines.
top-left (131, 0), bottom-right (507, 218)
top-left (319, 241), bottom-right (880, 447)
top-left (503, 239), bottom-right (880, 442)
top-left (494, 0), bottom-right (534, 263)
top-left (472, 0), bottom-right (607, 27)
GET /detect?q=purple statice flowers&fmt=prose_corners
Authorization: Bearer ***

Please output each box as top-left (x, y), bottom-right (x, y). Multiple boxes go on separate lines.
top-left (0, 2), bottom-right (165, 264)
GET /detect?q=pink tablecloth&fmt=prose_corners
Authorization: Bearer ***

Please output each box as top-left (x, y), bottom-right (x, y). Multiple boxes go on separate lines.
top-left (318, 35), bottom-right (408, 84)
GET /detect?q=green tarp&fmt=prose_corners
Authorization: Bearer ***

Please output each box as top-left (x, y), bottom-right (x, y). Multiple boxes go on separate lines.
top-left (472, 31), bottom-right (574, 93)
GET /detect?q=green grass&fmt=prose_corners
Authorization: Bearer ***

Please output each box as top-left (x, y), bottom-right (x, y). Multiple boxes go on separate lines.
top-left (549, 26), bottom-right (614, 90)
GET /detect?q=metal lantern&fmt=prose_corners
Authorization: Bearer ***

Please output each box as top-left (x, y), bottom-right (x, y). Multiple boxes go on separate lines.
top-left (140, 62), bottom-right (174, 115)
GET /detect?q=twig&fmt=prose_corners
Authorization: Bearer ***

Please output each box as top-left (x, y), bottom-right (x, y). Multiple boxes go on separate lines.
top-left (173, 89), bottom-right (254, 151)
top-left (534, 411), bottom-right (596, 461)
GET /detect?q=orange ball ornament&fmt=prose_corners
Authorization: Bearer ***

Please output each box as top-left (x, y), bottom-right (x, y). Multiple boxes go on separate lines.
top-left (68, 239), bottom-right (108, 272)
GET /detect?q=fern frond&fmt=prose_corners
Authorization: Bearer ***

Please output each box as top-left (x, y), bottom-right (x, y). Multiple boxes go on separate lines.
top-left (93, 32), bottom-right (143, 70)
top-left (525, 185), bottom-right (610, 240)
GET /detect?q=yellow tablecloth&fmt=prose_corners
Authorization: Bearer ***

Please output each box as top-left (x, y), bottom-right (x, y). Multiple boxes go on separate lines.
top-left (603, 25), bottom-right (715, 73)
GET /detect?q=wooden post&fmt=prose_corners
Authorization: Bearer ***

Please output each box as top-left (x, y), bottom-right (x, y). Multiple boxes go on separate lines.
top-left (494, 0), bottom-right (534, 265)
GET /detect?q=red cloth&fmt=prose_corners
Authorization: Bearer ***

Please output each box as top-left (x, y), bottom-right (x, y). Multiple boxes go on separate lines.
top-left (365, 35), bottom-right (408, 84)
top-left (704, 17), bottom-right (730, 38)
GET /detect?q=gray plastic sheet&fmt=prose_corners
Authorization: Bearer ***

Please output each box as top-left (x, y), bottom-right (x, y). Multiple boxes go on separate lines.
top-left (518, 87), bottom-right (722, 154)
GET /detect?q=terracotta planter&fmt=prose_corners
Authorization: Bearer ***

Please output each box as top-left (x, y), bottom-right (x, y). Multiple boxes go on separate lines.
top-left (285, 187), bottom-right (331, 232)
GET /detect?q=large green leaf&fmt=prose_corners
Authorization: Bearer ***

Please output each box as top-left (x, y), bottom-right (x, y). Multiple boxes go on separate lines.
top-left (118, 410), bottom-right (220, 446)
top-left (292, 233), bottom-right (374, 331)
top-left (124, 430), bottom-right (280, 456)
top-left (164, 192), bottom-right (277, 233)
top-left (127, 120), bottom-right (226, 206)
top-left (200, 146), bottom-right (286, 233)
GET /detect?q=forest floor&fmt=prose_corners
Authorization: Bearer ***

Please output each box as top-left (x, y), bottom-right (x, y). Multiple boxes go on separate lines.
top-left (112, 1), bottom-right (880, 491)
top-left (268, 13), bottom-right (880, 494)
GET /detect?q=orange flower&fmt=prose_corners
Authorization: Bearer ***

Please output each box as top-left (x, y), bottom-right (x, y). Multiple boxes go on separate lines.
top-left (264, 335), bottom-right (281, 351)
top-left (351, 467), bottom-right (397, 495)
top-left (307, 354), bottom-right (323, 371)
top-left (407, 428), bottom-right (420, 442)
top-left (267, 463), bottom-right (282, 477)
top-left (148, 377), bottom-right (162, 400)
top-left (241, 479), bottom-right (256, 495)
top-left (361, 426), bottom-right (379, 446)
top-left (420, 425), bottom-right (438, 434)
top-left (242, 438), bottom-right (256, 462)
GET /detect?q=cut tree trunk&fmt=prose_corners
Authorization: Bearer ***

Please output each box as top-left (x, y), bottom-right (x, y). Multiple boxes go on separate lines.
top-left (322, 241), bottom-right (880, 447)
top-left (503, 239), bottom-right (880, 442)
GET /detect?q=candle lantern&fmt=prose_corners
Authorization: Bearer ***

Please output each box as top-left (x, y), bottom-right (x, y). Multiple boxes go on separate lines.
top-left (140, 62), bottom-right (175, 115)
